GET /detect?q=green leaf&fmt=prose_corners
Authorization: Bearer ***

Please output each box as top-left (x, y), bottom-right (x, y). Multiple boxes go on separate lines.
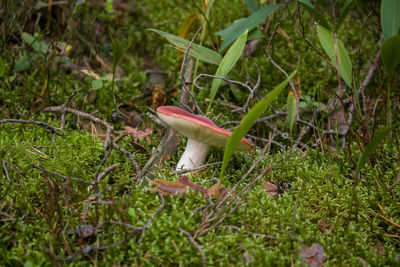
top-left (216, 4), bottom-right (279, 53)
top-left (220, 70), bottom-right (297, 179)
top-left (15, 53), bottom-right (32, 72)
top-left (92, 79), bottom-right (104, 90)
top-left (297, 0), bottom-right (330, 29)
top-left (0, 58), bottom-right (5, 77)
top-left (106, 0), bottom-right (115, 14)
top-left (297, 0), bottom-right (313, 9)
top-left (317, 25), bottom-right (352, 87)
top-left (149, 29), bottom-right (222, 65)
top-left (21, 32), bottom-right (49, 54)
top-left (207, 30), bottom-right (248, 111)
top-left (381, 0), bottom-right (400, 40)
top-left (245, 0), bottom-right (259, 13)
top-left (287, 91), bottom-right (296, 135)
top-left (381, 35), bottom-right (400, 73)
top-left (356, 122), bottom-right (400, 176)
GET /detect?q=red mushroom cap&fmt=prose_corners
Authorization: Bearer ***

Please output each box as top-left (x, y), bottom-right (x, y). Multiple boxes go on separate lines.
top-left (157, 106), bottom-right (252, 151)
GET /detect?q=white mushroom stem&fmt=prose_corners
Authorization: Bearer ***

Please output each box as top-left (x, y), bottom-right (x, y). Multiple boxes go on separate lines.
top-left (176, 138), bottom-right (210, 171)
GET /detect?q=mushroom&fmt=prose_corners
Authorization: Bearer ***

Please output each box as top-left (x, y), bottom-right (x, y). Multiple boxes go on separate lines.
top-left (156, 106), bottom-right (252, 170)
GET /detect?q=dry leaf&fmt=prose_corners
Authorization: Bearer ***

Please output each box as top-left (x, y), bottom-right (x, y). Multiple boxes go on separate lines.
top-left (151, 86), bottom-right (167, 110)
top-left (243, 39), bottom-right (260, 57)
top-left (150, 179), bottom-right (187, 196)
top-left (207, 184), bottom-right (230, 200)
top-left (150, 176), bottom-right (228, 199)
top-left (261, 178), bottom-right (279, 197)
top-left (178, 176), bottom-right (209, 197)
top-left (299, 243), bottom-right (326, 267)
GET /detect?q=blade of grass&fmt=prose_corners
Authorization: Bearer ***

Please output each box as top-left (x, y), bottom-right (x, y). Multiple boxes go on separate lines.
top-left (149, 29), bottom-right (221, 65)
top-left (207, 30), bottom-right (248, 112)
top-left (287, 90), bottom-right (296, 137)
top-left (216, 4), bottom-right (279, 53)
top-left (220, 70), bottom-right (297, 179)
top-left (355, 122), bottom-right (400, 177)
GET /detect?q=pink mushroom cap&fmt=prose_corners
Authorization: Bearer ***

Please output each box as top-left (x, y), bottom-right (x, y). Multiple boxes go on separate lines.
top-left (157, 106), bottom-right (252, 151)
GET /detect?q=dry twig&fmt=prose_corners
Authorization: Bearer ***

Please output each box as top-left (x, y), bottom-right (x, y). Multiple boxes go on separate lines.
top-left (179, 228), bottom-right (207, 267)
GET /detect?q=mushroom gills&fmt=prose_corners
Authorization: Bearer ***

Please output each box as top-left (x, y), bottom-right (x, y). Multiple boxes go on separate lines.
top-left (176, 138), bottom-right (210, 171)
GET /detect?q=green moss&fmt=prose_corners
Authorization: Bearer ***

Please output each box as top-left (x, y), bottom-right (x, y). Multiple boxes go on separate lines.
top-left (1, 0), bottom-right (399, 266)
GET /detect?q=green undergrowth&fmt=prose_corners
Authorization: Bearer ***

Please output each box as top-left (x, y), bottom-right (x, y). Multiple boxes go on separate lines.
top-left (1, 0), bottom-right (399, 265)
top-left (1, 121), bottom-right (399, 266)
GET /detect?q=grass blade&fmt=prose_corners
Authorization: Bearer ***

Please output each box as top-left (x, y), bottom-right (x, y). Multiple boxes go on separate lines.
top-left (216, 4), bottom-right (279, 53)
top-left (355, 122), bottom-right (400, 177)
top-left (317, 25), bottom-right (353, 87)
top-left (207, 30), bottom-right (248, 111)
top-left (219, 70), bottom-right (297, 179)
top-left (287, 90), bottom-right (296, 135)
top-left (149, 29), bottom-right (222, 65)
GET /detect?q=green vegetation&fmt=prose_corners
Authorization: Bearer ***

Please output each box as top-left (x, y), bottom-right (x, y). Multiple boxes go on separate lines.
top-left (1, 0), bottom-right (399, 266)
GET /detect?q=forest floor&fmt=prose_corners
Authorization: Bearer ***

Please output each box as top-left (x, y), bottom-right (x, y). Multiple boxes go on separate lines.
top-left (0, 1), bottom-right (399, 266)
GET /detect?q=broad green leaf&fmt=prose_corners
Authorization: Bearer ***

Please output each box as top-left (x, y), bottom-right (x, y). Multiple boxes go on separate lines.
top-left (381, 35), bottom-right (400, 73)
top-left (297, 0), bottom-right (313, 9)
top-left (317, 25), bottom-right (352, 87)
top-left (381, 0), bottom-right (400, 40)
top-left (356, 122), bottom-right (400, 176)
top-left (245, 0), bottom-right (259, 13)
top-left (220, 70), bottom-right (297, 179)
top-left (15, 53), bottom-right (31, 72)
top-left (92, 79), bottom-right (104, 90)
top-left (297, 0), bottom-right (330, 29)
top-left (287, 90), bottom-right (296, 135)
top-left (337, 0), bottom-right (356, 29)
top-left (207, 30), bottom-right (248, 111)
top-left (216, 4), bottom-right (279, 53)
top-left (21, 32), bottom-right (49, 54)
top-left (149, 29), bottom-right (221, 65)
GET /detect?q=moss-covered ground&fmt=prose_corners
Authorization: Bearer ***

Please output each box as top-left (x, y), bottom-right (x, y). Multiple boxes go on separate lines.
top-left (1, 0), bottom-right (399, 266)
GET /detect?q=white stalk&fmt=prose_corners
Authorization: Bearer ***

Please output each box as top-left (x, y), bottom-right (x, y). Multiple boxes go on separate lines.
top-left (176, 139), bottom-right (210, 171)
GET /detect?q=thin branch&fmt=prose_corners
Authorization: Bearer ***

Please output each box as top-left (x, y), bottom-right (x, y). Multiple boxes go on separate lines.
top-left (179, 228), bottom-right (206, 267)
top-left (60, 89), bottom-right (78, 130)
top-left (31, 164), bottom-right (89, 184)
top-left (2, 160), bottom-right (10, 181)
top-left (267, 23), bottom-right (299, 118)
top-left (88, 163), bottom-right (118, 191)
top-left (138, 192), bottom-right (165, 243)
top-left (179, 27), bottom-right (204, 116)
top-left (43, 106), bottom-right (141, 178)
top-left (175, 161), bottom-right (224, 175)
top-left (0, 119), bottom-right (62, 136)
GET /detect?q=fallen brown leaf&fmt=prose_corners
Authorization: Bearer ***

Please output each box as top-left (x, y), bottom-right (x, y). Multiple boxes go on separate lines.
top-left (150, 179), bottom-right (187, 197)
top-left (299, 243), bottom-right (326, 267)
top-left (150, 176), bottom-right (228, 199)
top-left (261, 178), bottom-right (279, 197)
top-left (207, 184), bottom-right (230, 200)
